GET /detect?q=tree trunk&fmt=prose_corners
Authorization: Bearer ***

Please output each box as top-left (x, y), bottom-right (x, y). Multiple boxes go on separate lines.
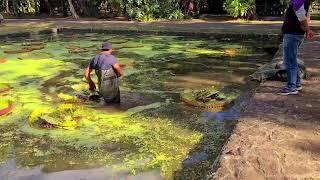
top-left (67, 0), bottom-right (79, 19)
top-left (62, 0), bottom-right (68, 16)
top-left (12, 0), bottom-right (18, 16)
top-left (26, 0), bottom-right (32, 14)
top-left (41, 0), bottom-right (53, 15)
top-left (5, 0), bottom-right (10, 13)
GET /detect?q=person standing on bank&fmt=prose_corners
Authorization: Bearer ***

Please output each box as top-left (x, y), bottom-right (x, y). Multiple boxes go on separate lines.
top-left (280, 0), bottom-right (314, 95)
top-left (85, 42), bottom-right (123, 103)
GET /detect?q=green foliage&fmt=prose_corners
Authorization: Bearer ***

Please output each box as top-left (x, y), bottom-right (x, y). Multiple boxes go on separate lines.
top-left (0, 0), bottom-right (186, 21)
top-left (122, 0), bottom-right (184, 21)
top-left (225, 0), bottom-right (256, 18)
top-left (280, 0), bottom-right (289, 7)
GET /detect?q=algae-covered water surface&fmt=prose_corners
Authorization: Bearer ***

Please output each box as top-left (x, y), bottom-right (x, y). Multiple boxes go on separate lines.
top-left (0, 32), bottom-right (276, 179)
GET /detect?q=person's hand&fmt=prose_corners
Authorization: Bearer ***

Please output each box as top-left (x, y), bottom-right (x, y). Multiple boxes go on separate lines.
top-left (88, 79), bottom-right (96, 90)
top-left (306, 30), bottom-right (314, 40)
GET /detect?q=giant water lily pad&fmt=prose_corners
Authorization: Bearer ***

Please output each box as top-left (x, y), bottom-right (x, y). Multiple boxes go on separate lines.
top-left (18, 52), bottom-right (54, 60)
top-left (3, 43), bottom-right (46, 54)
top-left (65, 45), bottom-right (91, 54)
top-left (108, 39), bottom-right (129, 44)
top-left (181, 86), bottom-right (237, 112)
top-left (118, 58), bottom-right (136, 69)
top-left (29, 104), bottom-right (87, 130)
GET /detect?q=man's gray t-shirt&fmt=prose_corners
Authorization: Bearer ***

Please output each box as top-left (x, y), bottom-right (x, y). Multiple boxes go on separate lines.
top-left (88, 54), bottom-right (117, 70)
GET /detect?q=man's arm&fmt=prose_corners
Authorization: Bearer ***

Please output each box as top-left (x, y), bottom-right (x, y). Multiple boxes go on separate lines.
top-left (113, 63), bottom-right (124, 78)
top-left (294, 2), bottom-right (313, 39)
top-left (85, 67), bottom-right (96, 90)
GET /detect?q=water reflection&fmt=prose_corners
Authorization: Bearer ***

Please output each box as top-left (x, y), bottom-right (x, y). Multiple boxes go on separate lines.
top-left (0, 159), bottom-right (163, 180)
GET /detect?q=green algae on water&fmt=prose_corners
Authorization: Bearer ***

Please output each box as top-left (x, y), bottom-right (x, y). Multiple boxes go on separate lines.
top-left (0, 32), bottom-right (277, 179)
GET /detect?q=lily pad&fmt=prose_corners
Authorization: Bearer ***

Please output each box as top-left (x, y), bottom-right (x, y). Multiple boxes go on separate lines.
top-left (3, 44), bottom-right (46, 54)
top-left (181, 86), bottom-right (237, 112)
top-left (108, 39), bottom-right (129, 44)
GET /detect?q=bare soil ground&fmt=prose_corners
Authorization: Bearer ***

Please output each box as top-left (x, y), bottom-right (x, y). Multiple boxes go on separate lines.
top-left (214, 31), bottom-right (320, 179)
top-left (0, 18), bottom-right (285, 36)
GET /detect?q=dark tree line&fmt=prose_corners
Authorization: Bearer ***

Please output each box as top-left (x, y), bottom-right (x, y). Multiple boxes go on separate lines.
top-left (0, 0), bottom-right (228, 20)
top-left (2, 0), bottom-right (315, 20)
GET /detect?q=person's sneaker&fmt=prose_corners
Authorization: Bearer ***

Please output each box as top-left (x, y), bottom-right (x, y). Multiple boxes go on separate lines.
top-left (296, 86), bottom-right (303, 91)
top-left (278, 87), bottom-right (299, 95)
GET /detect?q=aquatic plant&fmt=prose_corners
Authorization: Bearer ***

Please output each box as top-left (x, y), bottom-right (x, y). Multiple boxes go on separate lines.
top-left (3, 43), bottom-right (46, 54)
top-left (0, 32), bottom-right (276, 179)
top-left (181, 86), bottom-right (238, 112)
top-left (0, 57), bottom-right (7, 64)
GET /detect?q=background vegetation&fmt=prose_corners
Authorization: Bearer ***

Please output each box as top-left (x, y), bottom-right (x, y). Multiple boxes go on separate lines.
top-left (0, 1), bottom-right (319, 21)
top-left (0, 0), bottom-right (196, 20)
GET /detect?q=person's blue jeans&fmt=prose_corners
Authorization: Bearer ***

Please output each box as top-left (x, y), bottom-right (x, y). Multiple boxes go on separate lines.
top-left (283, 34), bottom-right (304, 90)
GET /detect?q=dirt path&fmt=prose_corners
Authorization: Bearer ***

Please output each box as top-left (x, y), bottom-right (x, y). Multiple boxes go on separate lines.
top-left (1, 18), bottom-right (284, 36)
top-left (214, 31), bottom-right (320, 179)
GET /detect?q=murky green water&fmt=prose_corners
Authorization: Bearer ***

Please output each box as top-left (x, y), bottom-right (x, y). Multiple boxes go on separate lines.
top-left (0, 32), bottom-right (276, 179)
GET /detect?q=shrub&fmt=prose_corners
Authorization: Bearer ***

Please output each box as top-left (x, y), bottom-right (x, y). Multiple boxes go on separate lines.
top-left (224, 0), bottom-right (255, 18)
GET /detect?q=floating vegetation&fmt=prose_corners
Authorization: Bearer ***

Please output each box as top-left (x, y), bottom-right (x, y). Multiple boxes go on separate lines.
top-left (65, 45), bottom-right (91, 54)
top-left (0, 57), bottom-right (7, 64)
top-left (0, 85), bottom-right (11, 96)
top-left (224, 48), bottom-right (239, 57)
top-left (3, 43), bottom-right (46, 54)
top-left (187, 49), bottom-right (224, 55)
top-left (21, 42), bottom-right (45, 47)
top-left (121, 44), bottom-right (145, 49)
top-left (181, 86), bottom-right (238, 112)
top-left (29, 104), bottom-right (85, 130)
top-left (108, 39), bottom-right (129, 44)
top-left (0, 32), bottom-right (276, 179)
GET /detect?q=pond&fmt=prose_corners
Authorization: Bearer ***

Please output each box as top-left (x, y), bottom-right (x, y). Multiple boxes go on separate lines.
top-left (0, 32), bottom-right (277, 179)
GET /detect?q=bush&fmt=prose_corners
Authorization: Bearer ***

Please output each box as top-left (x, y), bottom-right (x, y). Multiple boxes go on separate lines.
top-left (122, 0), bottom-right (184, 21)
top-left (224, 0), bottom-right (255, 18)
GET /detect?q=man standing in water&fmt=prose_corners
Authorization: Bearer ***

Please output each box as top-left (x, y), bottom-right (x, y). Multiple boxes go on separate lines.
top-left (85, 42), bottom-right (123, 103)
top-left (279, 0), bottom-right (314, 95)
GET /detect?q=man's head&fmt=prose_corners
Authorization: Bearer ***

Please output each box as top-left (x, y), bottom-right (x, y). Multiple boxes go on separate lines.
top-left (101, 42), bottom-right (113, 53)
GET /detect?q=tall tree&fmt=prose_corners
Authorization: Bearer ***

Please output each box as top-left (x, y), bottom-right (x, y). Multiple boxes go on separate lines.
top-left (5, 0), bottom-right (10, 13)
top-left (12, 0), bottom-right (19, 16)
top-left (67, 0), bottom-right (79, 18)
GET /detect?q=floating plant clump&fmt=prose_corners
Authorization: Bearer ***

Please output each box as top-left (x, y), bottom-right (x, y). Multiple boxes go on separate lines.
top-left (0, 84), bottom-right (11, 96)
top-left (0, 57), bottom-right (7, 64)
top-left (3, 43), bottom-right (46, 54)
top-left (65, 45), bottom-right (92, 54)
top-left (28, 104), bottom-right (87, 130)
top-left (0, 32), bottom-right (277, 179)
top-left (108, 39), bottom-right (129, 44)
top-left (181, 86), bottom-right (238, 112)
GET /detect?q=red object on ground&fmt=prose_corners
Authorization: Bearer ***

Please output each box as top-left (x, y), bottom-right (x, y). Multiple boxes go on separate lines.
top-left (0, 105), bottom-right (15, 116)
